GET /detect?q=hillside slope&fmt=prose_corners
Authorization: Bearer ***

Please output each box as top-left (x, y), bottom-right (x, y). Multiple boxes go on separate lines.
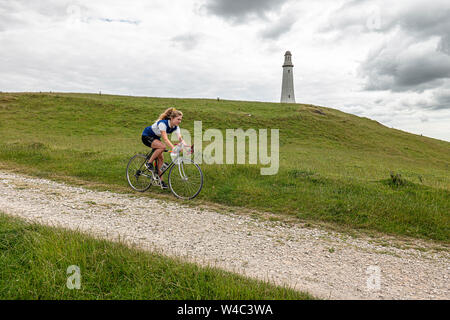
top-left (0, 92), bottom-right (449, 241)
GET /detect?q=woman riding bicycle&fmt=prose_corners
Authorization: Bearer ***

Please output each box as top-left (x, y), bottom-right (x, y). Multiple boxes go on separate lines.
top-left (142, 107), bottom-right (186, 189)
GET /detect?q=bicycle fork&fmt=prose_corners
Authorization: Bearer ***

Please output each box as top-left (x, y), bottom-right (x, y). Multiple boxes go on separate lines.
top-left (177, 161), bottom-right (188, 181)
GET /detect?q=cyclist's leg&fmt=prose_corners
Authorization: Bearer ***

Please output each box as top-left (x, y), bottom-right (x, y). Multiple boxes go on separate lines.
top-left (142, 136), bottom-right (155, 165)
top-left (148, 139), bottom-right (165, 166)
top-left (157, 153), bottom-right (164, 179)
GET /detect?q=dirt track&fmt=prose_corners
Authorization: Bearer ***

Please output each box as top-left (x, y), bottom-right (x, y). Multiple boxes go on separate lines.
top-left (0, 171), bottom-right (448, 299)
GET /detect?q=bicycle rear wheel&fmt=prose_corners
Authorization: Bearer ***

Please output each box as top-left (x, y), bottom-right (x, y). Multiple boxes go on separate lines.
top-left (168, 158), bottom-right (203, 200)
top-left (126, 154), bottom-right (153, 192)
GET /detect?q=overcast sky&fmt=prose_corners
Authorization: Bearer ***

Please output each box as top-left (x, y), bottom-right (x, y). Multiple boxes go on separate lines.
top-left (1, 0), bottom-right (449, 141)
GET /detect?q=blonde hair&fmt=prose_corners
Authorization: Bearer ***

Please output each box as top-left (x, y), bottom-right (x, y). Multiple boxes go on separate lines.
top-left (158, 107), bottom-right (183, 120)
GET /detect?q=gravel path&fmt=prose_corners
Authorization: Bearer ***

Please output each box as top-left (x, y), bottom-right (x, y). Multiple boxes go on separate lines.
top-left (0, 171), bottom-right (448, 300)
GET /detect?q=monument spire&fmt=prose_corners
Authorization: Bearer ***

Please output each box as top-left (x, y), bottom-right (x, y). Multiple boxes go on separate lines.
top-left (280, 51), bottom-right (295, 103)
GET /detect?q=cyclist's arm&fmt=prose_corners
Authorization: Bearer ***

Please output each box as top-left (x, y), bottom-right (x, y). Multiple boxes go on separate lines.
top-left (177, 133), bottom-right (186, 145)
top-left (173, 127), bottom-right (186, 146)
top-left (160, 131), bottom-right (175, 150)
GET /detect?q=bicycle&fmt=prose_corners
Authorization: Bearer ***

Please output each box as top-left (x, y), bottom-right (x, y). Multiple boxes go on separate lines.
top-left (126, 143), bottom-right (203, 200)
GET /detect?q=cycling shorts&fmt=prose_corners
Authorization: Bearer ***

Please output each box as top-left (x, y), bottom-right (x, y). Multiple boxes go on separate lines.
top-left (142, 135), bottom-right (160, 148)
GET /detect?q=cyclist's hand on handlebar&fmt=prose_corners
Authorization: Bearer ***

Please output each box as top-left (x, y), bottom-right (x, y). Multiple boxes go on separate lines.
top-left (170, 144), bottom-right (180, 153)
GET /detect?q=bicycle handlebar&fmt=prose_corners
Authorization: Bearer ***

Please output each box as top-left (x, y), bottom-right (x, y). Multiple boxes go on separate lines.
top-left (169, 142), bottom-right (194, 155)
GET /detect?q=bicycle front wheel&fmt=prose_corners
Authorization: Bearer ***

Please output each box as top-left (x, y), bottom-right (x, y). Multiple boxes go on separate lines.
top-left (126, 154), bottom-right (153, 192)
top-left (168, 158), bottom-right (203, 200)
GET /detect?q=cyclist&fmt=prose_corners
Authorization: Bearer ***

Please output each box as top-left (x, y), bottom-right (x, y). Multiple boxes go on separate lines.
top-left (142, 107), bottom-right (186, 189)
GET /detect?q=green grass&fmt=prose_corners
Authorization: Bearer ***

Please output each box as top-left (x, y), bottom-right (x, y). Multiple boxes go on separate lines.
top-left (0, 213), bottom-right (313, 299)
top-left (0, 92), bottom-right (449, 241)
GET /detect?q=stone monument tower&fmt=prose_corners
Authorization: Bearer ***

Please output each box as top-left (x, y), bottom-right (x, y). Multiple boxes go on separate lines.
top-left (280, 51), bottom-right (295, 103)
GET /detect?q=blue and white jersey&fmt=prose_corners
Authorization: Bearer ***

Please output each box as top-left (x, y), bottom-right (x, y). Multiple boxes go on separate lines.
top-left (142, 119), bottom-right (180, 138)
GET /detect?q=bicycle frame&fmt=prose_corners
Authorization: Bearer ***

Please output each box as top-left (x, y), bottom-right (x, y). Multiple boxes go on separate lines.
top-left (145, 145), bottom-right (192, 181)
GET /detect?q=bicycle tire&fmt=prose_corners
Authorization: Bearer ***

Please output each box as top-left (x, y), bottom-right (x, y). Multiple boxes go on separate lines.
top-left (126, 154), bottom-right (153, 192)
top-left (168, 158), bottom-right (203, 200)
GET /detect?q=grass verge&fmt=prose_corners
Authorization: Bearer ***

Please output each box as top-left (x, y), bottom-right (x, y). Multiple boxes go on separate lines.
top-left (0, 213), bottom-right (313, 300)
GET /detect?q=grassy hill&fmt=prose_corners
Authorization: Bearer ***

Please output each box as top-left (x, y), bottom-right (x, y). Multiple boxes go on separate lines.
top-left (0, 92), bottom-right (449, 241)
